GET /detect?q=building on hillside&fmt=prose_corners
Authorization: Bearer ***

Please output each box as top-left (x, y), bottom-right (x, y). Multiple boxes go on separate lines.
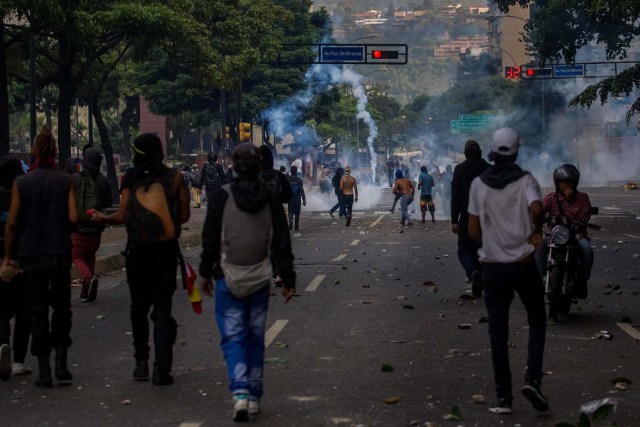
top-left (434, 35), bottom-right (489, 58)
top-left (355, 10), bottom-right (381, 19)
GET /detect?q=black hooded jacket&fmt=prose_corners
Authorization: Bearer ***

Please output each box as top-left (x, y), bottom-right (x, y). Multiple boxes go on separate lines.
top-left (451, 155), bottom-right (490, 224)
top-left (258, 145), bottom-right (292, 204)
top-left (199, 177), bottom-right (296, 289)
top-left (72, 147), bottom-right (113, 233)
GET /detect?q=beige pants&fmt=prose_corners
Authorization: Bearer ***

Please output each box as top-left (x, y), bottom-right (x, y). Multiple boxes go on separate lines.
top-left (191, 187), bottom-right (201, 206)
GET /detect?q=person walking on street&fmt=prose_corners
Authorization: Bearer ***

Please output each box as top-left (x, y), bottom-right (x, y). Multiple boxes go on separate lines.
top-left (440, 164), bottom-right (453, 217)
top-left (91, 133), bottom-right (190, 386)
top-left (201, 153), bottom-right (226, 205)
top-left (389, 169), bottom-right (403, 213)
top-left (339, 166), bottom-right (358, 227)
top-left (71, 147), bottom-right (113, 303)
top-left (258, 146), bottom-right (292, 287)
top-left (468, 127), bottom-right (548, 415)
top-left (451, 140), bottom-right (490, 297)
top-left (0, 155), bottom-right (31, 380)
top-left (417, 165), bottom-right (436, 223)
top-left (287, 166), bottom-right (306, 231)
top-left (328, 165), bottom-right (344, 218)
top-left (199, 143), bottom-right (296, 422)
top-left (392, 170), bottom-right (415, 227)
top-left (3, 127), bottom-right (78, 388)
top-left (190, 164), bottom-right (202, 208)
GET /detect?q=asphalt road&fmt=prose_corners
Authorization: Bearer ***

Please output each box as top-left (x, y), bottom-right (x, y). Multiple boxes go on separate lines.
top-left (1, 186), bottom-right (639, 427)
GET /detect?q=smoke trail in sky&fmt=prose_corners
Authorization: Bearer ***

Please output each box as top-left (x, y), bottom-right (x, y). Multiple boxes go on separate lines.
top-left (264, 63), bottom-right (379, 180)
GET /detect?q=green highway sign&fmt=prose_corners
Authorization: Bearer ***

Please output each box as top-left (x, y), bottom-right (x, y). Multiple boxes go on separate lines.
top-left (450, 120), bottom-right (460, 134)
top-left (453, 114), bottom-right (495, 133)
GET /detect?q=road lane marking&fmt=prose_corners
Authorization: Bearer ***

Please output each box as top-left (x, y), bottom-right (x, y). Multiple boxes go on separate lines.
top-left (622, 234), bottom-right (639, 239)
top-left (350, 239), bottom-right (360, 246)
top-left (331, 254), bottom-right (348, 262)
top-left (617, 323), bottom-right (640, 341)
top-left (305, 274), bottom-right (326, 292)
top-left (179, 423), bottom-right (203, 427)
top-left (369, 214), bottom-right (385, 228)
top-left (265, 319), bottom-right (289, 348)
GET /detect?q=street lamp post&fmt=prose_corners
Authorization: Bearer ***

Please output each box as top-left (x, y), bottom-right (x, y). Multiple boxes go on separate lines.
top-left (346, 35), bottom-right (377, 45)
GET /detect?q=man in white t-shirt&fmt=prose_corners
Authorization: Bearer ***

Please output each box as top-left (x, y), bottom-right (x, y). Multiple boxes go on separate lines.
top-left (468, 128), bottom-right (548, 416)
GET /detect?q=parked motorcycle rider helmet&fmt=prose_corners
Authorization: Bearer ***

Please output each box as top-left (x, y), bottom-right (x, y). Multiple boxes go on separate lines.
top-left (553, 163), bottom-right (580, 190)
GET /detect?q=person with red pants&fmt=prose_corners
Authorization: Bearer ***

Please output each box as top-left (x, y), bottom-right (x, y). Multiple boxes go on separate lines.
top-left (71, 147), bottom-right (113, 302)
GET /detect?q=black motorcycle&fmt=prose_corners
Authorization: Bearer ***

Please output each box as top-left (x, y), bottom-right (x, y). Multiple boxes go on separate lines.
top-left (542, 207), bottom-right (599, 322)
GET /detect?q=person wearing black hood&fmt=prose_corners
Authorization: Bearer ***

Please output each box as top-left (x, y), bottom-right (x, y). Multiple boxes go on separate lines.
top-left (451, 139), bottom-right (491, 297)
top-left (467, 128), bottom-right (548, 415)
top-left (71, 147), bottom-right (113, 302)
top-left (200, 152), bottom-right (226, 205)
top-left (257, 145), bottom-right (292, 286)
top-left (328, 165), bottom-right (345, 217)
top-left (257, 145), bottom-right (292, 204)
top-left (91, 133), bottom-right (190, 386)
top-left (0, 155), bottom-right (31, 380)
top-left (199, 143), bottom-right (295, 422)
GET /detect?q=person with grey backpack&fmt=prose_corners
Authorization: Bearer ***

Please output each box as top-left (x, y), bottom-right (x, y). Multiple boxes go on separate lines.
top-left (200, 143), bottom-right (296, 422)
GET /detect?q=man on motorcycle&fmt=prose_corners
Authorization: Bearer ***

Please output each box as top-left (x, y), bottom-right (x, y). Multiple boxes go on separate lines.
top-left (537, 164), bottom-right (593, 299)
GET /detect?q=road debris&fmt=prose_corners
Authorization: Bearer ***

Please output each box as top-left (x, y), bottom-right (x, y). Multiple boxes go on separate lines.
top-left (384, 396), bottom-right (401, 404)
top-left (472, 394), bottom-right (486, 404)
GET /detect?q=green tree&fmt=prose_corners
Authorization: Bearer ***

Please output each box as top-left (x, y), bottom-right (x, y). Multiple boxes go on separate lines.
top-left (1, 0), bottom-right (213, 165)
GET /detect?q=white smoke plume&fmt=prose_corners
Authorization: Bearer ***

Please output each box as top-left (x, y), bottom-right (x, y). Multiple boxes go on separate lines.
top-left (264, 63), bottom-right (379, 181)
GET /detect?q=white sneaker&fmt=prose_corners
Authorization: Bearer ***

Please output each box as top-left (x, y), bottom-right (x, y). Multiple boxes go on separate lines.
top-left (249, 397), bottom-right (261, 415)
top-left (12, 362), bottom-right (32, 376)
top-left (233, 394), bottom-right (249, 422)
top-left (0, 344), bottom-right (11, 381)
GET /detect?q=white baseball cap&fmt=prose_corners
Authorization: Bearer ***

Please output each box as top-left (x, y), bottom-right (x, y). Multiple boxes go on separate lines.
top-left (491, 127), bottom-right (520, 156)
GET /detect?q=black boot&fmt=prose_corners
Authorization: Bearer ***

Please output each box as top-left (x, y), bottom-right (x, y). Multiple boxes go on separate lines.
top-left (133, 360), bottom-right (149, 381)
top-left (54, 348), bottom-right (73, 383)
top-left (294, 219), bottom-right (299, 231)
top-left (35, 356), bottom-right (53, 388)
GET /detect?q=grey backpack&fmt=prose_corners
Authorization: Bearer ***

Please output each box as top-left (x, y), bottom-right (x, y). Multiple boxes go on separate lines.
top-left (219, 185), bottom-right (273, 297)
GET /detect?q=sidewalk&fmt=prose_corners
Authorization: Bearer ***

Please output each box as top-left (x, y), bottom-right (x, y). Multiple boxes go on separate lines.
top-left (73, 206), bottom-right (207, 279)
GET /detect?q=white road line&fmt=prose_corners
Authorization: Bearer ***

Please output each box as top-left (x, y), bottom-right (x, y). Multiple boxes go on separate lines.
top-left (350, 239), bottom-right (360, 246)
top-left (265, 319), bottom-right (289, 348)
top-left (178, 423), bottom-right (203, 427)
top-left (332, 254), bottom-right (348, 262)
top-left (622, 234), bottom-right (639, 239)
top-left (617, 323), bottom-right (640, 341)
top-left (369, 214), bottom-right (385, 228)
top-left (305, 274), bottom-right (326, 292)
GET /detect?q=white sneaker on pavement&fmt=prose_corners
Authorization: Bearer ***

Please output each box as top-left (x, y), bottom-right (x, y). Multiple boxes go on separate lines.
top-left (233, 393), bottom-right (249, 422)
top-left (249, 397), bottom-right (261, 415)
top-left (12, 362), bottom-right (32, 376)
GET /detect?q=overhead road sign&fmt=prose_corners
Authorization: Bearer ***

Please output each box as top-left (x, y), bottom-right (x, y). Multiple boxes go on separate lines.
top-left (452, 114), bottom-right (499, 134)
top-left (518, 61), bottom-right (639, 80)
top-left (321, 46), bottom-right (365, 63)
top-left (554, 64), bottom-right (584, 77)
top-left (270, 44), bottom-right (409, 65)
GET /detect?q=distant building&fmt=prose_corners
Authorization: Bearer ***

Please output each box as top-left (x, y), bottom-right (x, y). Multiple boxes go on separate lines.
top-left (487, 1), bottom-right (531, 69)
top-left (434, 35), bottom-right (489, 58)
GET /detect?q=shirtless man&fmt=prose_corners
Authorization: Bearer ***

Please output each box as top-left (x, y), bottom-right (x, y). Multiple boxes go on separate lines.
top-left (339, 166), bottom-right (358, 227)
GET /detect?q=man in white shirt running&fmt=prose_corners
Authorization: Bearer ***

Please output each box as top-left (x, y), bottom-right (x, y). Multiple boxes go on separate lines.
top-left (468, 127), bottom-right (548, 416)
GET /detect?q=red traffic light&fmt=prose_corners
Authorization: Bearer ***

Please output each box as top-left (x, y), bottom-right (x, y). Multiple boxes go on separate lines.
top-left (371, 50), bottom-right (399, 60)
top-left (526, 69), bottom-right (535, 77)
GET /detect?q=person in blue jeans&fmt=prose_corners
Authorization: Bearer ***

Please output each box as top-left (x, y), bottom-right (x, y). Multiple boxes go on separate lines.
top-left (200, 143), bottom-right (296, 422)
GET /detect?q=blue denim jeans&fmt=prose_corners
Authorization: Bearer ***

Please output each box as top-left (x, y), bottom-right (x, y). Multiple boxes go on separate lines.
top-left (215, 278), bottom-right (270, 398)
top-left (400, 195), bottom-right (413, 223)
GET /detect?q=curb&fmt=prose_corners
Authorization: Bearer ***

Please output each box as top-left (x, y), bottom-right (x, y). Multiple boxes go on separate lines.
top-left (71, 232), bottom-right (203, 281)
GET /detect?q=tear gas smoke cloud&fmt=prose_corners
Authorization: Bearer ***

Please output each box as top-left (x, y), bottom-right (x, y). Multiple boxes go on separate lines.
top-left (264, 63), bottom-right (379, 181)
